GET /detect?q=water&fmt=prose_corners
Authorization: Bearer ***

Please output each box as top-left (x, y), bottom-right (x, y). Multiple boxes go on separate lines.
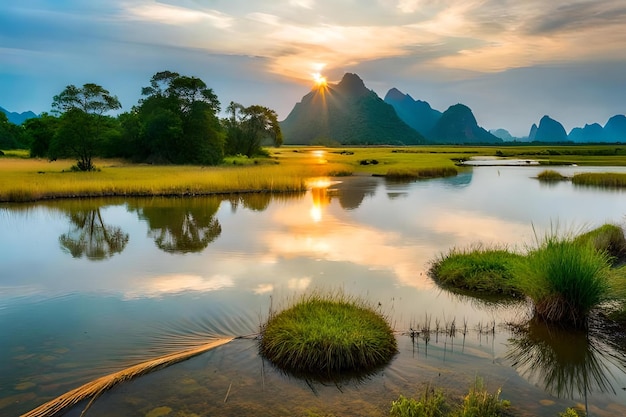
top-left (1, 165), bottom-right (626, 416)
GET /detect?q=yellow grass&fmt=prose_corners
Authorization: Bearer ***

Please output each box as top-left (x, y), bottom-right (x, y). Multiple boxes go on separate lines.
top-left (21, 338), bottom-right (234, 417)
top-left (3, 145), bottom-right (626, 202)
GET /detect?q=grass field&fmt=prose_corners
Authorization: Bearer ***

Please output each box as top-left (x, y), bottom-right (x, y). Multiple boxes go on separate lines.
top-left (3, 145), bottom-right (626, 202)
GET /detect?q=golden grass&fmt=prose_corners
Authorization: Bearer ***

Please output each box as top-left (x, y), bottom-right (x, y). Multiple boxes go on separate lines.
top-left (21, 337), bottom-right (234, 417)
top-left (3, 145), bottom-right (626, 202)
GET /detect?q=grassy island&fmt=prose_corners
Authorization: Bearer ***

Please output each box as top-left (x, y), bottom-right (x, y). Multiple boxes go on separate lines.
top-left (259, 293), bottom-right (397, 378)
top-left (429, 224), bottom-right (626, 328)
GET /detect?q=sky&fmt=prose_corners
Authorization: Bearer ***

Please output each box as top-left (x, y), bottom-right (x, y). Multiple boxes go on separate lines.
top-left (1, 0), bottom-right (625, 137)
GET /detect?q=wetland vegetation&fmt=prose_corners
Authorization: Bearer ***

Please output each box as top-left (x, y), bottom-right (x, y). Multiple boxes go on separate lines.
top-left (3, 144), bottom-right (626, 202)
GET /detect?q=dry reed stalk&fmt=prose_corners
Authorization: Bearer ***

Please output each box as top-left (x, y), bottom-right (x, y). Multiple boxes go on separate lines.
top-left (21, 337), bottom-right (234, 417)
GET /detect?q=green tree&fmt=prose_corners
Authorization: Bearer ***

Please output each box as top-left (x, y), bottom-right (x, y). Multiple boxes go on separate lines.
top-left (24, 113), bottom-right (58, 158)
top-left (134, 71), bottom-right (224, 165)
top-left (0, 112), bottom-right (26, 150)
top-left (50, 83), bottom-right (121, 171)
top-left (223, 102), bottom-right (282, 157)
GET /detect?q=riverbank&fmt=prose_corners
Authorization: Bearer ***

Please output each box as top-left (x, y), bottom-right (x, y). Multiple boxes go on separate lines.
top-left (3, 145), bottom-right (626, 202)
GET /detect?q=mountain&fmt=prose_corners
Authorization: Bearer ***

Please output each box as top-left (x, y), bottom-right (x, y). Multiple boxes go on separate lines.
top-left (568, 123), bottom-right (605, 143)
top-left (0, 106), bottom-right (38, 125)
top-left (383, 88), bottom-right (442, 136)
top-left (530, 115), bottom-right (568, 142)
top-left (428, 104), bottom-right (501, 144)
top-left (490, 128), bottom-right (516, 141)
top-left (280, 73), bottom-right (425, 145)
top-left (604, 115), bottom-right (626, 142)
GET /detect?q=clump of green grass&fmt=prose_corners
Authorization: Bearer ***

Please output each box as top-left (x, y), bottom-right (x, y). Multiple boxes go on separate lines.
top-left (385, 167), bottom-right (458, 180)
top-left (390, 386), bottom-right (447, 417)
top-left (537, 169), bottom-right (567, 181)
top-left (428, 245), bottom-right (523, 298)
top-left (574, 223), bottom-right (626, 262)
top-left (456, 377), bottom-right (510, 417)
top-left (389, 378), bottom-right (509, 417)
top-left (559, 408), bottom-right (584, 417)
top-left (515, 231), bottom-right (613, 327)
top-left (259, 292), bottom-right (397, 378)
top-left (572, 172), bottom-right (626, 187)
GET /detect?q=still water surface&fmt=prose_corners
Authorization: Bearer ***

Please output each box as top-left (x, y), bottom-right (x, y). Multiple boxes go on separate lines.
top-left (2, 165), bottom-right (626, 416)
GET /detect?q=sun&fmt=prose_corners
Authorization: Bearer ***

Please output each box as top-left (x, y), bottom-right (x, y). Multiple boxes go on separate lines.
top-left (312, 72), bottom-right (327, 88)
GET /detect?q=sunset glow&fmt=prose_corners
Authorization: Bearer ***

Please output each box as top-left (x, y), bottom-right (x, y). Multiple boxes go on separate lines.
top-left (312, 72), bottom-right (327, 88)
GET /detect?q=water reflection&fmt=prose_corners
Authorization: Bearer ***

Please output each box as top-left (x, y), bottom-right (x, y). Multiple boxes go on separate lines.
top-left (129, 197), bottom-right (222, 253)
top-left (59, 206), bottom-right (129, 260)
top-left (506, 318), bottom-right (626, 400)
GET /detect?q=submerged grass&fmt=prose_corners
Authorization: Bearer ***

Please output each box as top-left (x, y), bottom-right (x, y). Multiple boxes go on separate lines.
top-left (385, 167), bottom-right (458, 180)
top-left (259, 292), bottom-right (397, 378)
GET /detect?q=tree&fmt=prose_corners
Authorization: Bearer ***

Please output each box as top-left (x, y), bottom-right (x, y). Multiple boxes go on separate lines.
top-left (50, 83), bottom-right (121, 170)
top-left (0, 112), bottom-right (26, 149)
top-left (25, 113), bottom-right (58, 158)
top-left (133, 71), bottom-right (224, 165)
top-left (223, 102), bottom-right (283, 157)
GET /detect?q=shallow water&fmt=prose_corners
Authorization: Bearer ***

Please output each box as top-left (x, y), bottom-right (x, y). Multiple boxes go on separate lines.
top-left (1, 165), bottom-right (626, 416)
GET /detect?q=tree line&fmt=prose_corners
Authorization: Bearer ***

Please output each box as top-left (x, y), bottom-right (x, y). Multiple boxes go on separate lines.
top-left (0, 71), bottom-right (282, 170)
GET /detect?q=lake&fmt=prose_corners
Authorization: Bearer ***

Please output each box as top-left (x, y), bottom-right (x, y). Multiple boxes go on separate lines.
top-left (2, 165), bottom-right (626, 417)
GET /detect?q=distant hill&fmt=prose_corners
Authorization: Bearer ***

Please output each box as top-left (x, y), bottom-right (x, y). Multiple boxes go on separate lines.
top-left (489, 128), bottom-right (517, 141)
top-left (383, 88), bottom-right (441, 136)
top-left (603, 115), bottom-right (626, 142)
top-left (428, 104), bottom-right (501, 144)
top-left (529, 115), bottom-right (568, 142)
top-left (0, 106), bottom-right (38, 125)
top-left (568, 123), bottom-right (605, 143)
top-left (280, 73), bottom-right (425, 145)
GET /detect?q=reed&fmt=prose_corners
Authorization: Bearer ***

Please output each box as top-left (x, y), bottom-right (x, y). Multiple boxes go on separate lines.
top-left (428, 245), bottom-right (523, 297)
top-left (572, 172), bottom-right (626, 187)
top-left (536, 169), bottom-right (567, 181)
top-left (21, 338), bottom-right (233, 417)
top-left (385, 167), bottom-right (458, 180)
top-left (259, 292), bottom-right (397, 378)
top-left (515, 231), bottom-right (613, 327)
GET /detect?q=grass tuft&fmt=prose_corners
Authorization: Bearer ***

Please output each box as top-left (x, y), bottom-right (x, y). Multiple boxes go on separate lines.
top-left (455, 377), bottom-right (510, 417)
top-left (574, 223), bottom-right (626, 262)
top-left (390, 386), bottom-right (447, 417)
top-left (259, 292), bottom-right (397, 378)
top-left (515, 229), bottom-right (613, 327)
top-left (428, 245), bottom-right (523, 298)
top-left (537, 169), bottom-right (567, 181)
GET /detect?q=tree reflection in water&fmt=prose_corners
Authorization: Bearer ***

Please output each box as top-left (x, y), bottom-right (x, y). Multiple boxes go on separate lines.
top-left (59, 208), bottom-right (129, 260)
top-left (132, 197), bottom-right (222, 253)
top-left (506, 317), bottom-right (626, 405)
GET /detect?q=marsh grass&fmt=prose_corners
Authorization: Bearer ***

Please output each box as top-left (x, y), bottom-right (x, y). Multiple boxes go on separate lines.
top-left (385, 167), bottom-right (458, 180)
top-left (456, 377), bottom-right (510, 417)
top-left (537, 169), bottom-right (568, 181)
top-left (516, 231), bottom-right (613, 327)
top-left (428, 245), bottom-right (523, 298)
top-left (0, 158), bottom-right (307, 202)
top-left (259, 292), bottom-right (397, 378)
top-left (390, 386), bottom-right (448, 417)
top-left (572, 172), bottom-right (626, 187)
top-left (574, 223), bottom-right (626, 262)
top-left (389, 378), bottom-right (509, 417)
